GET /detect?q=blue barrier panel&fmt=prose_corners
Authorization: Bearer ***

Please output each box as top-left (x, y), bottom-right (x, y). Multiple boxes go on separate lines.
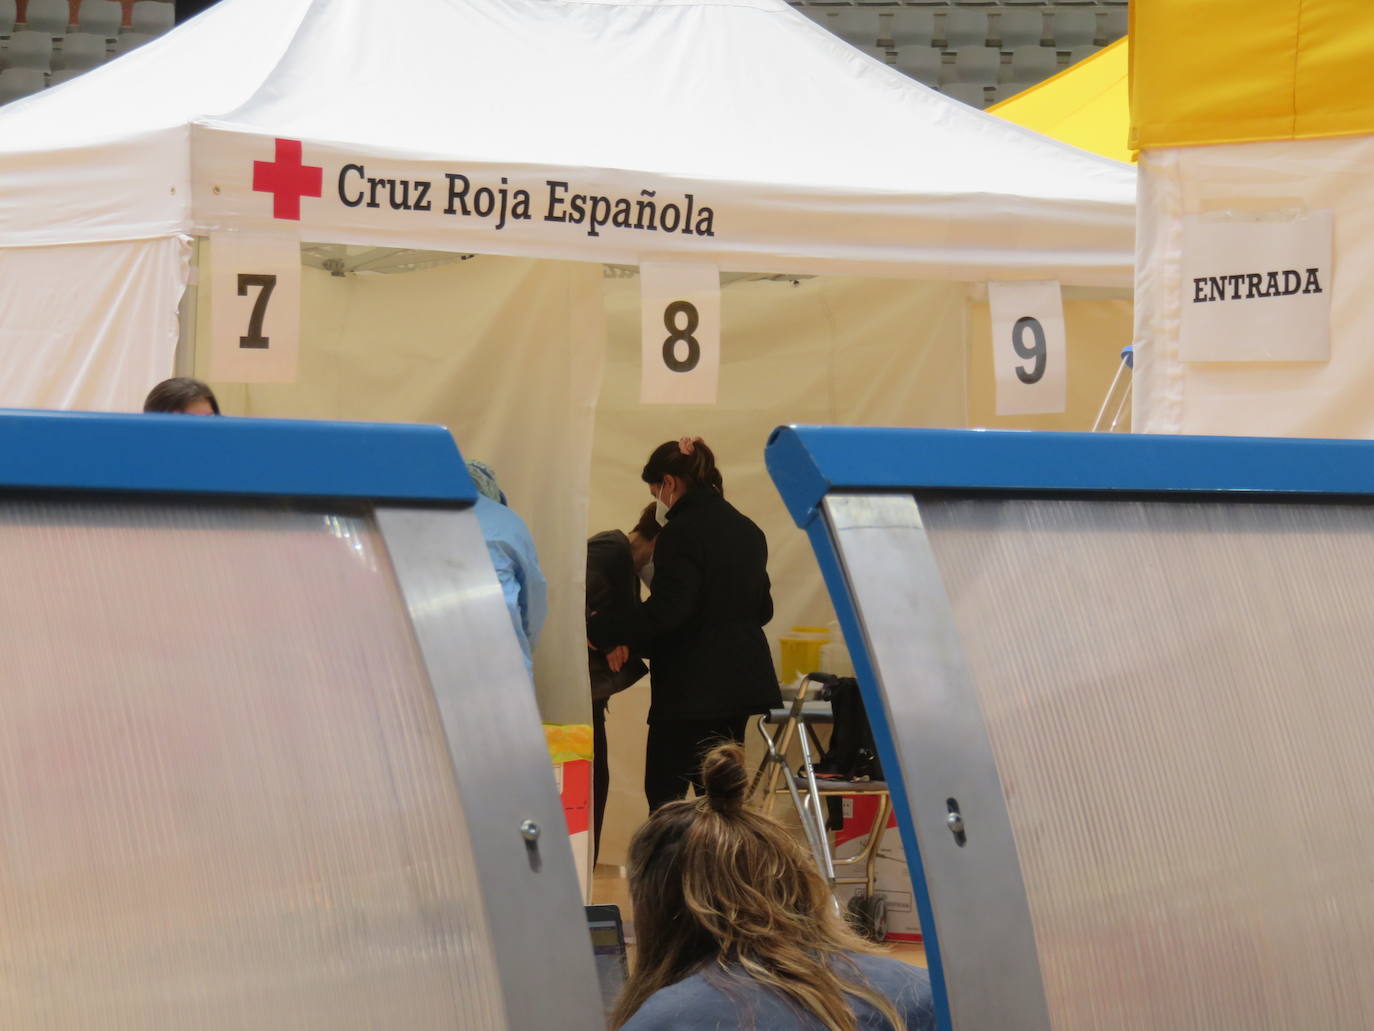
top-left (768, 425), bottom-right (1374, 1031)
top-left (0, 410), bottom-right (601, 1031)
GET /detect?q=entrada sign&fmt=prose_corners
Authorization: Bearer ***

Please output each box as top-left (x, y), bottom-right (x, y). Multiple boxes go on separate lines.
top-left (1190, 268), bottom-right (1323, 304)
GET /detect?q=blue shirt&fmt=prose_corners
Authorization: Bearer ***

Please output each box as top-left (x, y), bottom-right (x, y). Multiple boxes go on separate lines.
top-left (621, 952), bottom-right (935, 1031)
top-left (472, 495), bottom-right (547, 675)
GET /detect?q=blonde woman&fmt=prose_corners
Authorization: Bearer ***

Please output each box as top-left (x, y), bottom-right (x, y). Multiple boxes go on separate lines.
top-left (613, 744), bottom-right (934, 1031)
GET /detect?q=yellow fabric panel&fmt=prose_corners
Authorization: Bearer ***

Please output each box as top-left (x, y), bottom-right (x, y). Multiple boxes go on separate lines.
top-left (989, 39), bottom-right (1133, 165)
top-left (1130, 0), bottom-right (1374, 149)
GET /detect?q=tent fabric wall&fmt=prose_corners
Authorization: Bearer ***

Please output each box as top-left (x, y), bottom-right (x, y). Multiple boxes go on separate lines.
top-left (199, 256), bottom-right (605, 727)
top-left (1130, 0), bottom-right (1374, 150)
top-left (0, 236), bottom-right (189, 411)
top-left (1133, 136), bottom-right (1374, 437)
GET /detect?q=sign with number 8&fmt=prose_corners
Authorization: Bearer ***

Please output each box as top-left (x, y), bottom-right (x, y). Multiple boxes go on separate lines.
top-left (640, 262), bottom-right (720, 405)
top-left (662, 300), bottom-right (701, 373)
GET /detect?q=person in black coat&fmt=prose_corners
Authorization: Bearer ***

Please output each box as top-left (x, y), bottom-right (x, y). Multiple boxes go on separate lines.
top-left (589, 437), bottom-right (780, 810)
top-left (586, 503), bottom-right (659, 861)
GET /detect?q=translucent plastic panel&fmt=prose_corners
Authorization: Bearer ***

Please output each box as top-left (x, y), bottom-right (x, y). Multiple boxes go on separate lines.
top-left (921, 497), bottom-right (1374, 1031)
top-left (0, 500), bottom-right (505, 1029)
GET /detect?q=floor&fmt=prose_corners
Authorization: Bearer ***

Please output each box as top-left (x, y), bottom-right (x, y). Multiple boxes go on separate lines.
top-left (591, 865), bottom-right (927, 969)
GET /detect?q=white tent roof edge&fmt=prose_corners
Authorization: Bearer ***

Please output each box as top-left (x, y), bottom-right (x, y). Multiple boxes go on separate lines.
top-left (0, 0), bottom-right (1136, 286)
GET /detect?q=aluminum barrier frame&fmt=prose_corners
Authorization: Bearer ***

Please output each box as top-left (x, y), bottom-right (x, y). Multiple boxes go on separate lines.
top-left (765, 424), bottom-right (1374, 1031)
top-left (0, 410), bottom-right (603, 1031)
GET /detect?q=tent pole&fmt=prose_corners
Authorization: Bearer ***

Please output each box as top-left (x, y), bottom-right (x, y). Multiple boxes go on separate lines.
top-left (174, 237), bottom-right (201, 377)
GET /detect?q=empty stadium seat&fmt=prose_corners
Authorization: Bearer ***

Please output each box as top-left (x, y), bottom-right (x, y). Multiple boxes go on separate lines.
top-left (886, 8), bottom-right (935, 48)
top-left (893, 46), bottom-right (941, 86)
top-left (942, 81), bottom-right (989, 108)
top-left (941, 9), bottom-right (988, 48)
top-left (129, 0), bottom-right (172, 35)
top-left (1068, 44), bottom-right (1098, 64)
top-left (49, 65), bottom-right (83, 83)
top-left (1002, 44), bottom-right (1058, 83)
top-left (824, 8), bottom-right (881, 48)
top-left (856, 44), bottom-right (893, 65)
top-left (1099, 8), bottom-right (1126, 43)
top-left (56, 30), bottom-right (104, 69)
top-left (22, 0), bottom-right (67, 34)
top-left (0, 65), bottom-right (44, 102)
top-left (0, 0), bottom-right (15, 36)
top-left (75, 0), bottom-right (121, 37)
top-left (4, 29), bottom-right (52, 68)
top-left (941, 45), bottom-right (999, 85)
top-left (995, 9), bottom-right (1044, 48)
top-left (113, 28), bottom-right (151, 52)
top-left (1049, 8), bottom-right (1096, 48)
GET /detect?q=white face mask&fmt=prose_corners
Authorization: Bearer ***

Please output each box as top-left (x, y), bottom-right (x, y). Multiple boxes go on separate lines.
top-left (654, 483), bottom-right (675, 526)
top-left (638, 561), bottom-right (654, 589)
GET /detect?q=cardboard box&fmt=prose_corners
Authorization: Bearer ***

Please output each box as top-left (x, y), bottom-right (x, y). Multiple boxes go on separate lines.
top-left (833, 793), bottom-right (922, 942)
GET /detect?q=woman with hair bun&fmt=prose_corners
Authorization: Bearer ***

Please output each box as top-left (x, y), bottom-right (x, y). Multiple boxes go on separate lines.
top-left (613, 743), bottom-right (934, 1030)
top-left (589, 437), bottom-right (781, 810)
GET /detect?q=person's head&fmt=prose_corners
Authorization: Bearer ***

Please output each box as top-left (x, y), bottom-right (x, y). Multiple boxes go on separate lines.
top-left (466, 460), bottom-right (506, 505)
top-left (142, 377), bottom-right (220, 415)
top-left (641, 436), bottom-right (723, 514)
top-left (628, 502), bottom-right (660, 572)
top-left (612, 743), bottom-right (900, 1031)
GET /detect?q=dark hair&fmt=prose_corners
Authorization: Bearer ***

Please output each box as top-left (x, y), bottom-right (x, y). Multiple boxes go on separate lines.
top-left (631, 503), bottom-right (662, 542)
top-left (640, 437), bottom-right (723, 495)
top-left (143, 377), bottom-right (220, 415)
top-left (612, 744), bottom-right (901, 1030)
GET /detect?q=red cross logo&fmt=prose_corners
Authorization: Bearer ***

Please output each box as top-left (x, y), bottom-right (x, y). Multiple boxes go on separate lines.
top-left (252, 138), bottom-right (323, 221)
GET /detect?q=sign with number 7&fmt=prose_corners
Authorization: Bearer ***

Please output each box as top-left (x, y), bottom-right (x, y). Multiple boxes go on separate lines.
top-left (639, 262), bottom-right (720, 405)
top-left (209, 232), bottom-right (302, 383)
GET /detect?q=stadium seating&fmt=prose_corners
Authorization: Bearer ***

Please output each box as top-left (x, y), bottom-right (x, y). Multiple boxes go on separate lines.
top-left (894, 46), bottom-right (941, 86)
top-left (0, 65), bottom-right (44, 102)
top-left (886, 8), bottom-right (935, 49)
top-left (942, 45), bottom-right (999, 85)
top-left (4, 29), bottom-right (52, 69)
top-left (1068, 44), bottom-right (1098, 64)
top-left (826, 8), bottom-right (881, 49)
top-left (942, 81), bottom-right (989, 108)
top-left (113, 28), bottom-right (151, 53)
top-left (129, 0), bottom-right (172, 35)
top-left (995, 9), bottom-right (1045, 48)
top-left (0, 0), bottom-right (16, 36)
top-left (1049, 8), bottom-right (1097, 47)
top-left (1002, 44), bottom-right (1058, 84)
top-left (22, 0), bottom-right (66, 34)
top-left (941, 8), bottom-right (988, 48)
top-left (56, 30), bottom-right (105, 70)
top-left (1100, 7), bottom-right (1126, 43)
top-left (76, 0), bottom-right (121, 37)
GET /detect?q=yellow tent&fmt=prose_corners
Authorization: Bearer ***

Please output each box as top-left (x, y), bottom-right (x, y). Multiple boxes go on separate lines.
top-left (1130, 0), bottom-right (1374, 148)
top-left (988, 38), bottom-right (1132, 164)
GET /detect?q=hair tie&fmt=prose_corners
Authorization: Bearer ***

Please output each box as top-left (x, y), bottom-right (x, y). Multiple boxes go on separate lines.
top-left (678, 436), bottom-right (696, 456)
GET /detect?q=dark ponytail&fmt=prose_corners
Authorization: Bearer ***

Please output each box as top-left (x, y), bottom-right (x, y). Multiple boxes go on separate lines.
top-left (641, 437), bottom-right (724, 495)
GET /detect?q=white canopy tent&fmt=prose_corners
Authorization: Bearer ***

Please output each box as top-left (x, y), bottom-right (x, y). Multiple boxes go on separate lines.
top-left (0, 0), bottom-right (1135, 743)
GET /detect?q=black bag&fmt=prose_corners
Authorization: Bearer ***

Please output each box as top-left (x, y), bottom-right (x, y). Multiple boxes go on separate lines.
top-left (813, 675), bottom-right (884, 782)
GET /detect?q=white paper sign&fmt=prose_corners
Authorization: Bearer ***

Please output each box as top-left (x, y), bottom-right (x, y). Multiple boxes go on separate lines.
top-left (639, 262), bottom-right (720, 405)
top-left (1179, 210), bottom-right (1332, 362)
top-left (988, 280), bottom-right (1066, 416)
top-left (209, 231), bottom-right (302, 383)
